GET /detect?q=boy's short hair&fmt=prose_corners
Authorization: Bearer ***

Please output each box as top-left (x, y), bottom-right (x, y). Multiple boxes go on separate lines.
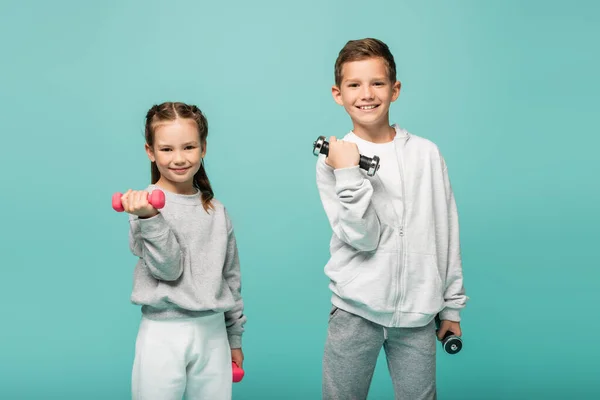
top-left (334, 38), bottom-right (397, 87)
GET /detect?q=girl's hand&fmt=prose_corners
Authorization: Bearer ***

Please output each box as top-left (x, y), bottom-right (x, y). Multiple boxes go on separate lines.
top-left (437, 320), bottom-right (462, 341)
top-left (231, 348), bottom-right (244, 369)
top-left (120, 189), bottom-right (159, 219)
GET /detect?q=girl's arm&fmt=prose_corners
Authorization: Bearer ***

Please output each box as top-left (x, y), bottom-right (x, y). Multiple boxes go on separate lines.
top-left (129, 213), bottom-right (183, 281)
top-left (222, 210), bottom-right (246, 349)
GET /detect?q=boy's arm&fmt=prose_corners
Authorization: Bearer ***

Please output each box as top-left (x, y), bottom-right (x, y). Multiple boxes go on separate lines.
top-left (222, 211), bottom-right (246, 349)
top-left (316, 155), bottom-right (381, 251)
top-left (128, 213), bottom-right (183, 281)
top-left (439, 158), bottom-right (468, 321)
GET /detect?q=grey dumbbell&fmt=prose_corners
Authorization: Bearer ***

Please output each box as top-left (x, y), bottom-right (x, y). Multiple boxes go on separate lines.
top-left (435, 315), bottom-right (463, 355)
top-left (313, 136), bottom-right (380, 176)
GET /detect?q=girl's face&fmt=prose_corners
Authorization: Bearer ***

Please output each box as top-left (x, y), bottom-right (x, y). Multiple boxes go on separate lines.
top-left (145, 118), bottom-right (205, 194)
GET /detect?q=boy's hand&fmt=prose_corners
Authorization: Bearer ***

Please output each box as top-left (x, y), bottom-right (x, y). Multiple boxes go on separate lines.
top-left (231, 348), bottom-right (244, 369)
top-left (121, 189), bottom-right (159, 219)
top-left (437, 319), bottom-right (462, 341)
top-left (325, 136), bottom-right (360, 170)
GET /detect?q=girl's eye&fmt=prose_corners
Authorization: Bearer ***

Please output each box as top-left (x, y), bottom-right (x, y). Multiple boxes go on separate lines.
top-left (160, 148), bottom-right (171, 152)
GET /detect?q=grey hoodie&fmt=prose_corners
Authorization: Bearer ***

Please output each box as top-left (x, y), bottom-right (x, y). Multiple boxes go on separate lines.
top-left (128, 185), bottom-right (246, 348)
top-left (316, 125), bottom-right (468, 327)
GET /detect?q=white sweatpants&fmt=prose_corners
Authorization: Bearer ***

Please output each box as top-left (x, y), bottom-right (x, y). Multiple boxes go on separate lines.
top-left (131, 313), bottom-right (232, 400)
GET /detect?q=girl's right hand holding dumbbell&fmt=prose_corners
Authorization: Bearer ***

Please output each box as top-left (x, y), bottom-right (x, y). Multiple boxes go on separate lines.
top-left (120, 189), bottom-right (160, 219)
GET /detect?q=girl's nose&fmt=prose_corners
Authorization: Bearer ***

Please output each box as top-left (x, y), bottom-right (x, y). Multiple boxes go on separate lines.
top-left (173, 151), bottom-right (185, 163)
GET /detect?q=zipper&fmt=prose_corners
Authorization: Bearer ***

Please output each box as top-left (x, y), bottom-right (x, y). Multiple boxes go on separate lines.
top-left (374, 169), bottom-right (402, 327)
top-left (392, 219), bottom-right (401, 326)
top-left (397, 139), bottom-right (408, 322)
top-left (372, 132), bottom-right (408, 327)
top-left (389, 136), bottom-right (407, 326)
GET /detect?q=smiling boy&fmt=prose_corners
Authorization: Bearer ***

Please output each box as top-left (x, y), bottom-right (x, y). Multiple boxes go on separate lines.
top-left (315, 38), bottom-right (468, 399)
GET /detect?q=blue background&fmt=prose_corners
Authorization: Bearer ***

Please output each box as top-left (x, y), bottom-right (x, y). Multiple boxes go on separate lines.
top-left (1, 0), bottom-right (598, 398)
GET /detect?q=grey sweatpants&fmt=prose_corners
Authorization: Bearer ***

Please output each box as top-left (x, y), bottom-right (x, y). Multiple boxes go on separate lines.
top-left (322, 306), bottom-right (437, 400)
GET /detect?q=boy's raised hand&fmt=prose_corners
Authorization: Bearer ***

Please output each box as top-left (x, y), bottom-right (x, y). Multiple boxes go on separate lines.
top-left (325, 136), bottom-right (360, 170)
top-left (120, 189), bottom-right (159, 219)
top-left (436, 319), bottom-right (462, 341)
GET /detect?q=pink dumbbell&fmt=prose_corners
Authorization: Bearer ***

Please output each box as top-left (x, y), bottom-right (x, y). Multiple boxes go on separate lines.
top-left (112, 190), bottom-right (166, 212)
top-left (232, 362), bottom-right (245, 383)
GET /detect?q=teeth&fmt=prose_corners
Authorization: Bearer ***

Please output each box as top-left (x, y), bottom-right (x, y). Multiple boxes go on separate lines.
top-left (359, 105), bottom-right (377, 110)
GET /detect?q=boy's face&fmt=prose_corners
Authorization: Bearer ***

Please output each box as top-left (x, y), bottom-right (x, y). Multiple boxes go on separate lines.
top-left (332, 57), bottom-right (401, 129)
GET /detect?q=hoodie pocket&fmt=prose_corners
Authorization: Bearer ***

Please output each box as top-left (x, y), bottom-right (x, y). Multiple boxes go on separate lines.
top-left (324, 244), bottom-right (368, 287)
top-left (401, 252), bottom-right (444, 314)
top-left (337, 250), bottom-right (398, 313)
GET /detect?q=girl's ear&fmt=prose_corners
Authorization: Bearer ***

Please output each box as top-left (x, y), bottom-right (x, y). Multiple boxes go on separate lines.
top-left (145, 143), bottom-right (155, 162)
top-left (201, 141), bottom-right (207, 158)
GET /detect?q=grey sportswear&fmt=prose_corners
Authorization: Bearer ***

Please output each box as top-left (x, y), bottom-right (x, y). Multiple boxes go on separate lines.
top-left (323, 306), bottom-right (437, 400)
top-left (128, 185), bottom-right (246, 349)
top-left (317, 124), bottom-right (468, 399)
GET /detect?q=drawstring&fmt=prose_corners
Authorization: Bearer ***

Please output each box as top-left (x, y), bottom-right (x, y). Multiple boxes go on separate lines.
top-left (383, 327), bottom-right (388, 340)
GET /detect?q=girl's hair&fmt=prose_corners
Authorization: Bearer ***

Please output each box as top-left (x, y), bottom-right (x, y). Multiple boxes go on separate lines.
top-left (145, 102), bottom-right (214, 211)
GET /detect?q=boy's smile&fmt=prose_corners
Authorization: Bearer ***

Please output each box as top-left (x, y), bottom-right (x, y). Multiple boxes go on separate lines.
top-left (332, 57), bottom-right (401, 139)
top-left (356, 104), bottom-right (380, 111)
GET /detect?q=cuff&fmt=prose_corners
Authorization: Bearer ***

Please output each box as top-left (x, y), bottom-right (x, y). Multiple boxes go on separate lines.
top-left (228, 334), bottom-right (242, 349)
top-left (439, 308), bottom-right (461, 322)
top-left (138, 213), bottom-right (168, 238)
top-left (334, 166), bottom-right (364, 189)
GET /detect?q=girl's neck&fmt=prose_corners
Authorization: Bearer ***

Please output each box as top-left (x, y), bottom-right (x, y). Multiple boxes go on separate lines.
top-left (352, 122), bottom-right (396, 144)
top-left (155, 178), bottom-right (197, 195)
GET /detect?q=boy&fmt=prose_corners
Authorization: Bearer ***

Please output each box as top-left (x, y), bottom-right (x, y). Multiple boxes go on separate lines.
top-left (315, 38), bottom-right (468, 400)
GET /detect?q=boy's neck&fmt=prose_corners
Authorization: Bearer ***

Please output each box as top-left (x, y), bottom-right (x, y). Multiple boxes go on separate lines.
top-left (352, 120), bottom-right (396, 144)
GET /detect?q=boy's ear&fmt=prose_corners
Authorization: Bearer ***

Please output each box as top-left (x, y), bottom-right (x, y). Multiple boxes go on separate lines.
top-left (391, 80), bottom-right (402, 102)
top-left (145, 143), bottom-right (155, 162)
top-left (331, 85), bottom-right (344, 106)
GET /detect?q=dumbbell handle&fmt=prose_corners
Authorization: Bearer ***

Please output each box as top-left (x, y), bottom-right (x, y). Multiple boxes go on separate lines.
top-left (112, 190), bottom-right (166, 212)
top-left (313, 136), bottom-right (380, 176)
top-left (232, 362), bottom-right (244, 383)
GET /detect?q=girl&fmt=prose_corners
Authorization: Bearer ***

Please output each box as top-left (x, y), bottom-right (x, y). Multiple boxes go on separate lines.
top-left (120, 102), bottom-right (246, 400)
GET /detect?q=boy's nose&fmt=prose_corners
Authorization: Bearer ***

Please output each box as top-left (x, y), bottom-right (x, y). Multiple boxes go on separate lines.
top-left (361, 86), bottom-right (374, 99)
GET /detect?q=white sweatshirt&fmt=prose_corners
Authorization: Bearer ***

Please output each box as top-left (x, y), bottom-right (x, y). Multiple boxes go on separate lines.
top-left (316, 124), bottom-right (468, 328)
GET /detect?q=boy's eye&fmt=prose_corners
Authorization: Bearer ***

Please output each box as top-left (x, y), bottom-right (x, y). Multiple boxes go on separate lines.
top-left (185, 146), bottom-right (196, 150)
top-left (348, 83), bottom-right (359, 88)
top-left (374, 82), bottom-right (385, 86)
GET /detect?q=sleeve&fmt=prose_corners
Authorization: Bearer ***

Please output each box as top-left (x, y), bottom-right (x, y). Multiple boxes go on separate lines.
top-left (128, 213), bottom-right (184, 281)
top-left (222, 210), bottom-right (246, 349)
top-left (315, 154), bottom-right (381, 252)
top-left (438, 157), bottom-right (469, 321)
